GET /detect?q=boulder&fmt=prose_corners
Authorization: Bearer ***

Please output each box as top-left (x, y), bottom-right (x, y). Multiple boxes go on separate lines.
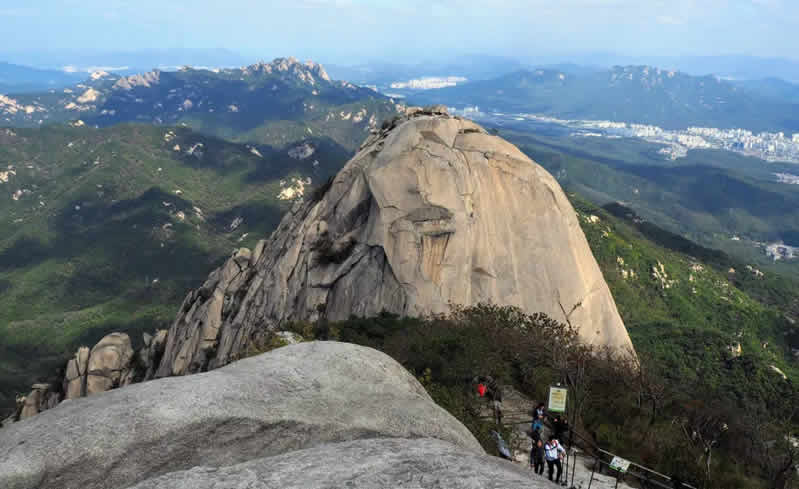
top-left (0, 341), bottom-right (480, 489)
top-left (127, 438), bottom-right (543, 489)
top-left (85, 332), bottom-right (134, 394)
top-left (18, 384), bottom-right (58, 420)
top-left (63, 346), bottom-right (90, 399)
top-left (155, 109), bottom-right (634, 376)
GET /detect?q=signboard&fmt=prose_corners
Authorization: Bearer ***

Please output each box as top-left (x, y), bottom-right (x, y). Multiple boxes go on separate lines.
top-left (547, 386), bottom-right (568, 413)
top-left (609, 456), bottom-right (631, 473)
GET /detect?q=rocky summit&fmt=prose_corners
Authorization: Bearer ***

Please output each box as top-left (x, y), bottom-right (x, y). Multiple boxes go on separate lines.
top-left (0, 342), bottom-right (547, 489)
top-left (156, 105), bottom-right (633, 376)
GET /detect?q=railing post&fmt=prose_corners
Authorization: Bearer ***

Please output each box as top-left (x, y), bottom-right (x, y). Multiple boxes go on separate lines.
top-left (570, 446), bottom-right (577, 487)
top-left (587, 455), bottom-right (598, 489)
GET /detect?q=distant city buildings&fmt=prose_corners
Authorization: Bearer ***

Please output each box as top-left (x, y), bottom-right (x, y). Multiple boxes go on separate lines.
top-left (775, 173), bottom-right (799, 185)
top-left (389, 76), bottom-right (467, 90)
top-left (449, 106), bottom-right (799, 165)
top-left (766, 243), bottom-right (798, 261)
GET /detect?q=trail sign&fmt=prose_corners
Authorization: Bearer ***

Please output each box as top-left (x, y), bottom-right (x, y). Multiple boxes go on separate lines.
top-left (547, 386), bottom-right (568, 413)
top-left (609, 456), bottom-right (631, 473)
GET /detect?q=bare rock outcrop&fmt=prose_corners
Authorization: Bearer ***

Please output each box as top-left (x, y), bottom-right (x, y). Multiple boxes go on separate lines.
top-left (155, 107), bottom-right (633, 376)
top-left (156, 248), bottom-right (256, 377)
top-left (0, 342), bottom-right (482, 489)
top-left (18, 384), bottom-right (59, 420)
top-left (3, 330), bottom-right (169, 425)
top-left (85, 332), bottom-right (135, 394)
top-left (128, 438), bottom-right (542, 489)
top-left (138, 329), bottom-right (168, 380)
top-left (63, 346), bottom-right (90, 399)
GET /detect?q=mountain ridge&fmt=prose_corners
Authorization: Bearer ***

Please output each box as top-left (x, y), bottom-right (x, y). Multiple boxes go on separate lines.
top-left (410, 65), bottom-right (799, 133)
top-left (1, 57), bottom-right (401, 152)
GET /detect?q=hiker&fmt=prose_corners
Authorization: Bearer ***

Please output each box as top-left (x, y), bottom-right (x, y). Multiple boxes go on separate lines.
top-left (473, 375), bottom-right (503, 425)
top-left (491, 430), bottom-right (512, 460)
top-left (552, 415), bottom-right (569, 440)
top-left (484, 375), bottom-right (503, 425)
top-left (530, 424), bottom-right (542, 444)
top-left (531, 402), bottom-right (545, 432)
top-left (544, 436), bottom-right (566, 483)
top-left (534, 402), bottom-right (546, 422)
top-left (530, 439), bottom-right (545, 475)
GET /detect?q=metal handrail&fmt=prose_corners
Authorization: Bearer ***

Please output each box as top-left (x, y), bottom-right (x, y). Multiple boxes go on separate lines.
top-left (497, 415), bottom-right (699, 489)
top-left (474, 398), bottom-right (699, 489)
top-left (568, 429), bottom-right (699, 489)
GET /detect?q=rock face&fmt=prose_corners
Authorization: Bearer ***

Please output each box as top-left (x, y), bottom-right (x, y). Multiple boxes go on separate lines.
top-left (156, 107), bottom-right (633, 376)
top-left (85, 332), bottom-right (135, 394)
top-left (0, 342), bottom-right (482, 489)
top-left (128, 438), bottom-right (539, 489)
top-left (17, 384), bottom-right (59, 420)
top-left (63, 346), bottom-right (90, 399)
top-left (156, 248), bottom-right (257, 377)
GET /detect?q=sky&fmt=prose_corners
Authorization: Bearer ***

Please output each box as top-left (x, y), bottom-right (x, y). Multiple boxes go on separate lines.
top-left (0, 0), bottom-right (797, 66)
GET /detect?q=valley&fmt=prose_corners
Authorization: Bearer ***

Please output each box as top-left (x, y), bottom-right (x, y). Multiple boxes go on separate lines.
top-left (2, 51), bottom-right (799, 489)
top-left (0, 122), bottom-right (355, 411)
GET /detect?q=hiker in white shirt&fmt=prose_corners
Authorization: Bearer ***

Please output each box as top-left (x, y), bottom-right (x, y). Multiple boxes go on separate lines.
top-left (544, 436), bottom-right (566, 483)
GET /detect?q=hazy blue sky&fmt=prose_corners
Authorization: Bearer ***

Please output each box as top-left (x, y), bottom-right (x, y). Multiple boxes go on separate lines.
top-left (1, 0), bottom-right (796, 64)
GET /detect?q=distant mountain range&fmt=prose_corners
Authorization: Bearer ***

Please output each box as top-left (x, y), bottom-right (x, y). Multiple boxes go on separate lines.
top-left (521, 54), bottom-right (799, 83)
top-left (410, 65), bottom-right (799, 133)
top-left (0, 57), bottom-right (400, 151)
top-left (733, 77), bottom-right (799, 103)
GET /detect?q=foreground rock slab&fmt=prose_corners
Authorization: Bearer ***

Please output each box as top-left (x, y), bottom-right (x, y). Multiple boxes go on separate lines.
top-left (0, 342), bottom-right (480, 489)
top-left (129, 438), bottom-right (547, 489)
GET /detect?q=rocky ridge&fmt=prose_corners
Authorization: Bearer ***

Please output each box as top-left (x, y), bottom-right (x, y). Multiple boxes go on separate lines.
top-left (0, 57), bottom-right (398, 150)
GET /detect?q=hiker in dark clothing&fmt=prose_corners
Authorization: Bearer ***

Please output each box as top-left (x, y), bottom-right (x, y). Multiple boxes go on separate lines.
top-left (552, 415), bottom-right (569, 441)
top-left (530, 439), bottom-right (545, 475)
top-left (530, 425), bottom-right (542, 444)
top-left (484, 376), bottom-right (503, 425)
top-left (473, 375), bottom-right (503, 426)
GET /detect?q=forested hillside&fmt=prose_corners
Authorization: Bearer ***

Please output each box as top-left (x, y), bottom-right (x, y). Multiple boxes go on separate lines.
top-left (0, 123), bottom-right (350, 409)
